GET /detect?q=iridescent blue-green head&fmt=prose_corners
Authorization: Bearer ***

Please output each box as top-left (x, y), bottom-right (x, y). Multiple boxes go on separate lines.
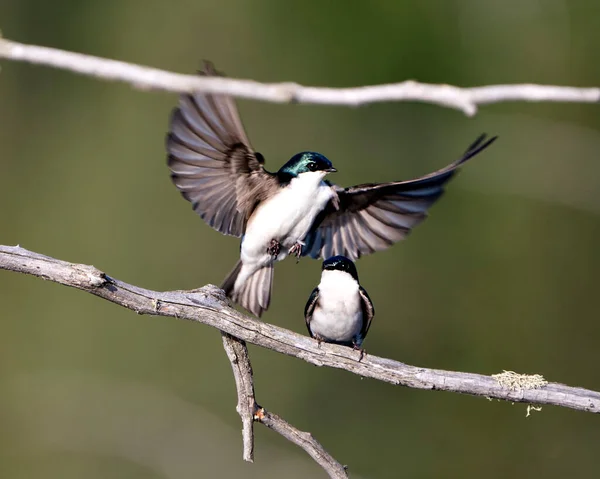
top-left (322, 255), bottom-right (358, 282)
top-left (279, 152), bottom-right (337, 179)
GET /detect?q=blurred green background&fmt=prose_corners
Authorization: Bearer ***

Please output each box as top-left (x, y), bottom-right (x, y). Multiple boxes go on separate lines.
top-left (1, 1), bottom-right (600, 478)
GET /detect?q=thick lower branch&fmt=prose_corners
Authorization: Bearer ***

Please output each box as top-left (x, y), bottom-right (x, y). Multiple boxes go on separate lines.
top-left (1, 245), bottom-right (599, 415)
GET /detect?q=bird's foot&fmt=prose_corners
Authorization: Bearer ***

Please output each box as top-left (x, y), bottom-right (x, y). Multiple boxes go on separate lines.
top-left (313, 334), bottom-right (324, 348)
top-left (266, 239), bottom-right (281, 257)
top-left (352, 342), bottom-right (366, 362)
top-left (288, 240), bottom-right (305, 263)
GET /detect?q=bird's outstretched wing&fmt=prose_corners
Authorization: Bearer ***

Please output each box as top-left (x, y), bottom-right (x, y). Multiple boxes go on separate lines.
top-left (303, 134), bottom-right (497, 260)
top-left (166, 62), bottom-right (278, 237)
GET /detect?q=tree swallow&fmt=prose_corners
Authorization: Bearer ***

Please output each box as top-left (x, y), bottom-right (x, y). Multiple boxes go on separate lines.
top-left (305, 255), bottom-right (374, 357)
top-left (166, 62), bottom-right (496, 317)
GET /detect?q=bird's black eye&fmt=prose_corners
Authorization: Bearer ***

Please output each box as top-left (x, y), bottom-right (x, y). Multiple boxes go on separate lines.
top-left (307, 161), bottom-right (317, 171)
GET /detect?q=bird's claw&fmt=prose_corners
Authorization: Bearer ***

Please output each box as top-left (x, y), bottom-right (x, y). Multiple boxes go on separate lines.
top-left (289, 241), bottom-right (304, 263)
top-left (353, 343), bottom-right (366, 362)
top-left (267, 239), bottom-right (281, 257)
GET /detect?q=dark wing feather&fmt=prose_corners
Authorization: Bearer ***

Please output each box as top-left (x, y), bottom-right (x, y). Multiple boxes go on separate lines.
top-left (166, 61), bottom-right (278, 237)
top-left (303, 134), bottom-right (497, 259)
top-left (304, 287), bottom-right (320, 337)
top-left (358, 286), bottom-right (375, 342)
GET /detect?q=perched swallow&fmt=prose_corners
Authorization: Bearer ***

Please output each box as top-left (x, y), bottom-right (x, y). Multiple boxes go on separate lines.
top-left (166, 62), bottom-right (496, 317)
top-left (305, 255), bottom-right (374, 355)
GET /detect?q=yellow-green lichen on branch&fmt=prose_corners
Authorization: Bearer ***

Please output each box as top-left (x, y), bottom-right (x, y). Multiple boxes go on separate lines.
top-left (492, 370), bottom-right (548, 391)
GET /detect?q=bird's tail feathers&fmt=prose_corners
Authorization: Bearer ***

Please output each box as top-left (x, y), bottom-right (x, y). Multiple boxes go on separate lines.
top-left (221, 260), bottom-right (243, 297)
top-left (221, 261), bottom-right (274, 318)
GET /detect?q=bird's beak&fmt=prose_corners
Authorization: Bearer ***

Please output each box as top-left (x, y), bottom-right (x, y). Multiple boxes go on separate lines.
top-left (325, 167), bottom-right (337, 173)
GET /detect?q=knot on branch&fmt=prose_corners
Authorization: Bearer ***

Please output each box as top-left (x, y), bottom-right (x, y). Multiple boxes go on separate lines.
top-left (72, 264), bottom-right (106, 288)
top-left (253, 405), bottom-right (265, 421)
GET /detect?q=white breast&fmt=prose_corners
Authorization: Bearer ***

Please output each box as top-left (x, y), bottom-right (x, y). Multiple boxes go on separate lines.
top-left (310, 270), bottom-right (363, 344)
top-left (241, 171), bottom-right (334, 266)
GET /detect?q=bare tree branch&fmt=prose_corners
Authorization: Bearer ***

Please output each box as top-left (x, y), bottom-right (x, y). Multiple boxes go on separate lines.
top-left (1, 245), bottom-right (599, 417)
top-left (1, 36), bottom-right (599, 116)
top-left (220, 333), bottom-right (257, 463)
top-left (221, 334), bottom-right (348, 478)
top-left (257, 409), bottom-right (348, 479)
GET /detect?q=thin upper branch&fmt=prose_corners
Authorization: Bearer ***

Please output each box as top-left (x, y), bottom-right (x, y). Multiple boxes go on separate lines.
top-left (221, 334), bottom-right (347, 478)
top-left (1, 245), bottom-right (599, 415)
top-left (1, 36), bottom-right (599, 116)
